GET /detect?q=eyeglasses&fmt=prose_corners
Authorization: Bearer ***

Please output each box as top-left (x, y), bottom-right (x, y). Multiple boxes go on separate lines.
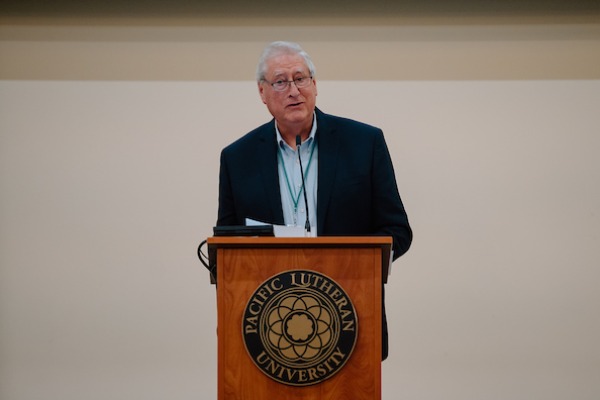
top-left (263, 76), bottom-right (313, 92)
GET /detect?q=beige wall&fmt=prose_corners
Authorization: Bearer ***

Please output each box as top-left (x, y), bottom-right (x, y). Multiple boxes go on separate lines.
top-left (1, 3), bottom-right (600, 400)
top-left (1, 23), bottom-right (600, 81)
top-left (2, 0), bottom-right (600, 81)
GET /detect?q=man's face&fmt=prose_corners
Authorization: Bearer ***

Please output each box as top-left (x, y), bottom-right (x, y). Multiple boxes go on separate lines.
top-left (258, 53), bottom-right (317, 132)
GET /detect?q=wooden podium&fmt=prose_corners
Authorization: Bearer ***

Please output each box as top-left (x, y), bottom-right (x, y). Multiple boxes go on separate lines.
top-left (208, 236), bottom-right (392, 400)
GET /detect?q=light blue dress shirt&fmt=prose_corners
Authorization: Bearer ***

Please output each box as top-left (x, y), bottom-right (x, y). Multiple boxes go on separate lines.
top-left (276, 113), bottom-right (318, 231)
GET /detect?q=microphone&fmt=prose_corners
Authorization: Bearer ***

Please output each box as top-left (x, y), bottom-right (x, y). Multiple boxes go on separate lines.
top-left (296, 135), bottom-right (311, 234)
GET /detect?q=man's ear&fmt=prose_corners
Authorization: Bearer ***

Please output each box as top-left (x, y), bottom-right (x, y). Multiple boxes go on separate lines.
top-left (258, 82), bottom-right (267, 104)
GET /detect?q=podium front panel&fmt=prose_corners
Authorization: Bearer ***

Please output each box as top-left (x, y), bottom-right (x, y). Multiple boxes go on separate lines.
top-left (210, 237), bottom-right (390, 400)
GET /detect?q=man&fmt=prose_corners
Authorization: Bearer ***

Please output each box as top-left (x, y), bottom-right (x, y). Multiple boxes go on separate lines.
top-left (217, 41), bottom-right (412, 360)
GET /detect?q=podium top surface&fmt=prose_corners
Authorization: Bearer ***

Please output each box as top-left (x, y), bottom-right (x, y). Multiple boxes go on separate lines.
top-left (207, 236), bottom-right (392, 248)
top-left (207, 236), bottom-right (393, 283)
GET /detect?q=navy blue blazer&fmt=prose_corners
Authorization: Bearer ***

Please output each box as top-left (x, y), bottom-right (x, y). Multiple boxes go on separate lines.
top-left (217, 108), bottom-right (412, 259)
top-left (217, 108), bottom-right (412, 360)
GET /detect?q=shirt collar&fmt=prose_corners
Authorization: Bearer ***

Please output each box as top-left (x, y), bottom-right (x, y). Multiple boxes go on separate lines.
top-left (276, 112), bottom-right (317, 151)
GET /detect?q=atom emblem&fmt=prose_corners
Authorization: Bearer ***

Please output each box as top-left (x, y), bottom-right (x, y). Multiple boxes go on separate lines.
top-left (267, 294), bottom-right (333, 361)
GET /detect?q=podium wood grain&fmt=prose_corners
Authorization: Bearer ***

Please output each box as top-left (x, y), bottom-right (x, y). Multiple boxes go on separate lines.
top-left (210, 237), bottom-right (390, 400)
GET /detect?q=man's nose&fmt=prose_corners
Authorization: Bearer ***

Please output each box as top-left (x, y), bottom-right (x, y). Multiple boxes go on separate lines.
top-left (288, 81), bottom-right (301, 95)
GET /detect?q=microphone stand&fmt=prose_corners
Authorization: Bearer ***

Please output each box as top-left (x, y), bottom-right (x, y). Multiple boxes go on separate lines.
top-left (296, 135), bottom-right (311, 235)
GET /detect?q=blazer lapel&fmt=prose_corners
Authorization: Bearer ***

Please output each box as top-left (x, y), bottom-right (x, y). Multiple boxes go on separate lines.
top-left (315, 110), bottom-right (340, 233)
top-left (257, 121), bottom-right (285, 225)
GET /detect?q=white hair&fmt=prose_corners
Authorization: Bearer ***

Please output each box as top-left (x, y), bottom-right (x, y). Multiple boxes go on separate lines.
top-left (256, 41), bottom-right (316, 82)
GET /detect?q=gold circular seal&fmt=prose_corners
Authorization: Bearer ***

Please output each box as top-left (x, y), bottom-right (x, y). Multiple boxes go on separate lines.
top-left (242, 270), bottom-right (358, 386)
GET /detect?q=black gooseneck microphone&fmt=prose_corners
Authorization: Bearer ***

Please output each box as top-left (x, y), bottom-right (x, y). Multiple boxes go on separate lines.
top-left (296, 135), bottom-right (311, 234)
